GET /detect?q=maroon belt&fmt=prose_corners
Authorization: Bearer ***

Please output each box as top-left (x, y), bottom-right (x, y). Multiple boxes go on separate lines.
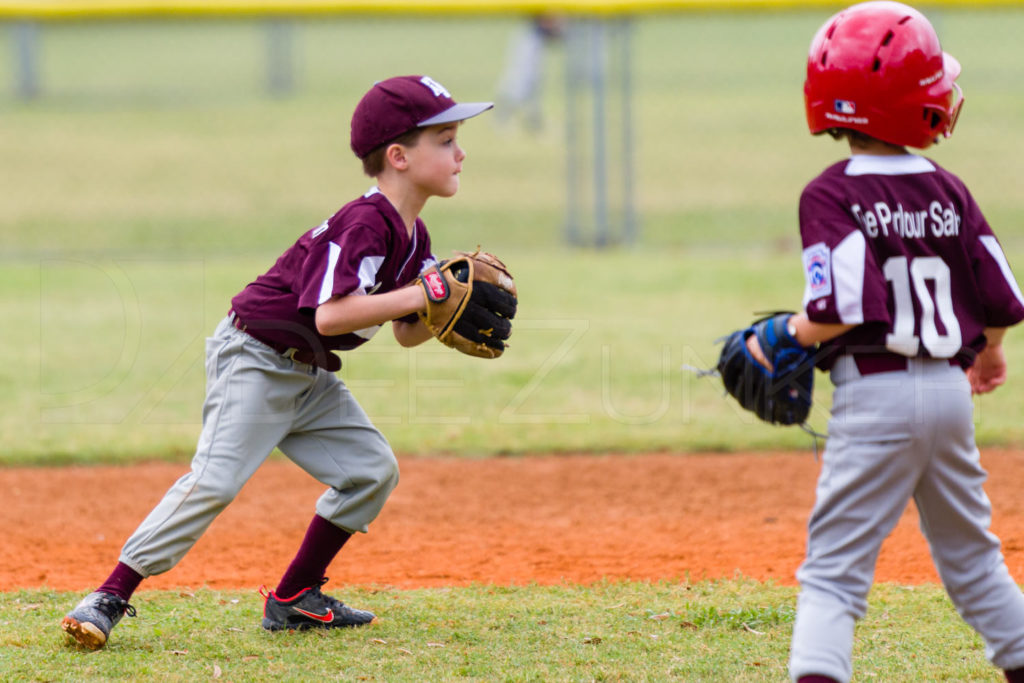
top-left (851, 352), bottom-right (960, 376)
top-left (228, 312), bottom-right (341, 372)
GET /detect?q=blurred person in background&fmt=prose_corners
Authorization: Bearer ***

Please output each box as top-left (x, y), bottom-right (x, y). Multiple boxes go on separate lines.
top-left (495, 13), bottom-right (565, 131)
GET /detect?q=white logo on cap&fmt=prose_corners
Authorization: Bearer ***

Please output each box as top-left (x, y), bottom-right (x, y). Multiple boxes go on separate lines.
top-left (419, 76), bottom-right (451, 98)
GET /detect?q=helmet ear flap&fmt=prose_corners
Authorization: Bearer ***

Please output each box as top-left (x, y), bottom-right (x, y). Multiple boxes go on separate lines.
top-left (922, 79), bottom-right (964, 141)
top-left (944, 81), bottom-right (965, 138)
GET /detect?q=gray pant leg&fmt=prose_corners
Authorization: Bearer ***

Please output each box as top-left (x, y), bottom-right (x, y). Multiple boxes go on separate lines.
top-left (790, 359), bottom-right (930, 683)
top-left (120, 319), bottom-right (312, 577)
top-left (278, 369), bottom-right (399, 534)
top-left (915, 365), bottom-right (1024, 670)
top-left (789, 434), bottom-right (920, 683)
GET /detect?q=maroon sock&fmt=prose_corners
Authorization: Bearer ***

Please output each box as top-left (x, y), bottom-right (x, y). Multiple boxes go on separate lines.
top-left (274, 515), bottom-right (352, 600)
top-left (798, 677), bottom-right (839, 683)
top-left (97, 562), bottom-right (144, 602)
top-left (1006, 668), bottom-right (1024, 683)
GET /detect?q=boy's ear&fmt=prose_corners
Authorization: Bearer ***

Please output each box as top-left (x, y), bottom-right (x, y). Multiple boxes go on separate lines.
top-left (385, 143), bottom-right (409, 171)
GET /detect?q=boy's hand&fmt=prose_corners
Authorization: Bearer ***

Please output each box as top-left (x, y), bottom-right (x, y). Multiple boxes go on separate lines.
top-left (745, 334), bottom-right (773, 372)
top-left (967, 345), bottom-right (1007, 394)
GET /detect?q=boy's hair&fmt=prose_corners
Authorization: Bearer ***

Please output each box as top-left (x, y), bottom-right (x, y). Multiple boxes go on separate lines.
top-left (360, 128), bottom-right (425, 177)
top-left (824, 128), bottom-right (893, 148)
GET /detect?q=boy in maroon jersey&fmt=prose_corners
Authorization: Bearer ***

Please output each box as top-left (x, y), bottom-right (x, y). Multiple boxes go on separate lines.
top-left (61, 75), bottom-right (492, 649)
top-left (745, 3), bottom-right (1024, 682)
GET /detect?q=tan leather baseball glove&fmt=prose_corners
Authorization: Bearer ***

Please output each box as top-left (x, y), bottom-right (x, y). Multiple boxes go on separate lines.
top-left (418, 250), bottom-right (518, 359)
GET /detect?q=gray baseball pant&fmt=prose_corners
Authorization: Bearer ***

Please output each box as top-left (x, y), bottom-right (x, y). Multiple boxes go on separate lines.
top-left (120, 316), bottom-right (399, 578)
top-left (789, 356), bottom-right (1024, 682)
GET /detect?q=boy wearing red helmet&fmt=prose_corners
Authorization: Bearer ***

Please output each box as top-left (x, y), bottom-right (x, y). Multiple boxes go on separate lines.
top-left (745, 2), bottom-right (1024, 681)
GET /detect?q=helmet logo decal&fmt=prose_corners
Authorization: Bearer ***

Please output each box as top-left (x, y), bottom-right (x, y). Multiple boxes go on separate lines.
top-left (834, 99), bottom-right (857, 114)
top-left (918, 69), bottom-right (943, 87)
top-left (825, 111), bottom-right (868, 125)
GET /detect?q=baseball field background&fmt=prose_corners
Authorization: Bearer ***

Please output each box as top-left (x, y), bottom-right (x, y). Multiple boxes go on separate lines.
top-left (3, 6), bottom-right (1024, 681)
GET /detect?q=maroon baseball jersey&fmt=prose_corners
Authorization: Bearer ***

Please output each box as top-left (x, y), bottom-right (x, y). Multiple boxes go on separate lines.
top-left (799, 154), bottom-right (1024, 370)
top-left (231, 187), bottom-right (435, 352)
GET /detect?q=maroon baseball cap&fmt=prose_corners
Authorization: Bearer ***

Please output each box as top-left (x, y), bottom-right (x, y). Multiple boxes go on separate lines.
top-left (350, 75), bottom-right (493, 158)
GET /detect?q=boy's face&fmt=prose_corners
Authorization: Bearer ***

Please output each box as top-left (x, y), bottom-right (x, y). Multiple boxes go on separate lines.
top-left (401, 122), bottom-right (466, 198)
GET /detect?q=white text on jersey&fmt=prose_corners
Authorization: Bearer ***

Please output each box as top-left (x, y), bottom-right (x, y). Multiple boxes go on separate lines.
top-left (851, 200), bottom-right (960, 240)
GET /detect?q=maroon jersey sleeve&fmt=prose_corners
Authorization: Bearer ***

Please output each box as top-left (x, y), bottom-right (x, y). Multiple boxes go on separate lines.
top-left (296, 221), bottom-right (388, 313)
top-left (231, 188), bottom-right (436, 353)
top-left (798, 178), bottom-right (892, 327)
top-left (963, 197), bottom-right (1024, 328)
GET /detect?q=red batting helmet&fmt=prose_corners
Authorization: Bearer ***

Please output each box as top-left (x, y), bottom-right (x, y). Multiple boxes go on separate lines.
top-left (804, 1), bottom-right (964, 149)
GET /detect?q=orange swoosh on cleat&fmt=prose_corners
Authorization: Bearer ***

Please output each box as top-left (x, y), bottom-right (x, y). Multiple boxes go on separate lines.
top-left (294, 608), bottom-right (333, 623)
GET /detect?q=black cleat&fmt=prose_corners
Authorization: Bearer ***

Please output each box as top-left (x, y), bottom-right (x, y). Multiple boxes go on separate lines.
top-left (61, 591), bottom-right (136, 650)
top-left (260, 578), bottom-right (376, 631)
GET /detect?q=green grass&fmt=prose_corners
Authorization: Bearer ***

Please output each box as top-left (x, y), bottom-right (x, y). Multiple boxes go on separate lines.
top-left (0, 581), bottom-right (1006, 682)
top-left (7, 244), bottom-right (1024, 464)
top-left (3, 11), bottom-right (1024, 465)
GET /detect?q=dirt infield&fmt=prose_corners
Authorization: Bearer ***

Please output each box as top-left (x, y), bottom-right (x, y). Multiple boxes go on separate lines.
top-left (5, 450), bottom-right (1024, 593)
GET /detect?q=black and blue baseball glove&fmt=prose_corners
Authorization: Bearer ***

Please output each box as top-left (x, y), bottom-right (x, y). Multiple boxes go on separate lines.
top-left (717, 313), bottom-right (816, 426)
